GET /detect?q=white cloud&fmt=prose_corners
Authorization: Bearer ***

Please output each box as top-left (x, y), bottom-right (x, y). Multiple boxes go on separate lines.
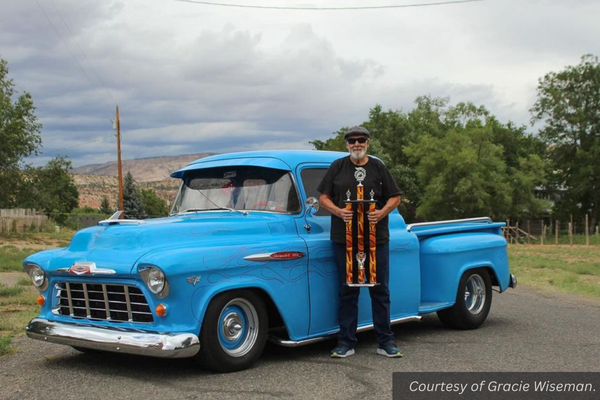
top-left (1, 0), bottom-right (597, 167)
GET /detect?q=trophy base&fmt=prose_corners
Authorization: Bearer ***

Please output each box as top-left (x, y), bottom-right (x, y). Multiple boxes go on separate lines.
top-left (344, 283), bottom-right (379, 288)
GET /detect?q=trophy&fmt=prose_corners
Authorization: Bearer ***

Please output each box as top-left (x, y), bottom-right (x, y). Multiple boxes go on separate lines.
top-left (344, 172), bottom-right (378, 287)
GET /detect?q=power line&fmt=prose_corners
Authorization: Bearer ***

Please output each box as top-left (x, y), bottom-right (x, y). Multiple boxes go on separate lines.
top-left (34, 0), bottom-right (114, 115)
top-left (174, 0), bottom-right (485, 11)
top-left (34, 0), bottom-right (117, 156)
top-left (49, 0), bottom-right (117, 108)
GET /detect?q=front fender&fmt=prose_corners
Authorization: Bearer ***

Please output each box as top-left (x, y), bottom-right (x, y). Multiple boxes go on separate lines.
top-left (136, 239), bottom-right (310, 341)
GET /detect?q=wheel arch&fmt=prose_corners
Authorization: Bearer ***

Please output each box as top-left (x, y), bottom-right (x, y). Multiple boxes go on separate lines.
top-left (193, 284), bottom-right (287, 336)
top-left (449, 263), bottom-right (498, 303)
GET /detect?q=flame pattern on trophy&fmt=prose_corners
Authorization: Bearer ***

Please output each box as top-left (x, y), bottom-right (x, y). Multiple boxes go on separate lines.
top-left (357, 184), bottom-right (365, 284)
top-left (343, 168), bottom-right (377, 287)
top-left (345, 190), bottom-right (353, 284)
top-left (368, 189), bottom-right (377, 283)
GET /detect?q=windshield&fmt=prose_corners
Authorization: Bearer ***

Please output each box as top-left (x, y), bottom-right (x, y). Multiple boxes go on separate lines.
top-left (171, 166), bottom-right (301, 214)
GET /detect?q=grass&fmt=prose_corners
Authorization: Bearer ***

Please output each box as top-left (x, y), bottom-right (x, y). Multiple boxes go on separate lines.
top-left (0, 277), bottom-right (39, 356)
top-left (507, 245), bottom-right (600, 299)
top-left (0, 230), bottom-right (73, 355)
top-left (0, 246), bottom-right (38, 272)
top-left (0, 335), bottom-right (12, 357)
top-left (0, 230), bottom-right (73, 272)
top-left (0, 230), bottom-right (74, 247)
top-left (0, 283), bottom-right (25, 297)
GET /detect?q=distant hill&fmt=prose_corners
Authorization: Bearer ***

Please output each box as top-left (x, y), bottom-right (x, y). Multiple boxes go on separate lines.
top-left (72, 153), bottom-right (213, 182)
top-left (72, 153), bottom-right (212, 209)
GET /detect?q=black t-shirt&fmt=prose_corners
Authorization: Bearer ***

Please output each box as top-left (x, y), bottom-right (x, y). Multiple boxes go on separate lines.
top-left (317, 156), bottom-right (401, 244)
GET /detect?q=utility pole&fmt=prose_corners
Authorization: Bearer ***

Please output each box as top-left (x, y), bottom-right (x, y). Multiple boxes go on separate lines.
top-left (116, 106), bottom-right (124, 216)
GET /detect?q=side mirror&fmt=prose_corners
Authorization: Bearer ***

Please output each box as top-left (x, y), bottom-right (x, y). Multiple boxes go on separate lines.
top-left (305, 197), bottom-right (320, 214)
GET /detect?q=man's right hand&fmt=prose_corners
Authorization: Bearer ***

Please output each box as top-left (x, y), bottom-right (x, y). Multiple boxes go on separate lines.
top-left (338, 207), bottom-right (353, 222)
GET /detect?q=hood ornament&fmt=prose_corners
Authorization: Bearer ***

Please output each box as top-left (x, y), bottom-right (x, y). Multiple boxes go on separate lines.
top-left (56, 262), bottom-right (116, 276)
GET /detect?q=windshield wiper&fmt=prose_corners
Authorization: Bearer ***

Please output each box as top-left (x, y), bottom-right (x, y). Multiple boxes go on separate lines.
top-left (206, 207), bottom-right (249, 215)
top-left (182, 207), bottom-right (248, 215)
top-left (183, 189), bottom-right (250, 216)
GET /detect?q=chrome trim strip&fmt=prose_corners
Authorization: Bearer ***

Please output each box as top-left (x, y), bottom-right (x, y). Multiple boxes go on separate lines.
top-left (244, 252), bottom-right (306, 262)
top-left (102, 285), bottom-right (111, 320)
top-left (407, 217), bottom-right (492, 232)
top-left (66, 282), bottom-right (74, 316)
top-left (268, 316), bottom-right (421, 347)
top-left (82, 283), bottom-right (91, 318)
top-left (244, 254), bottom-right (273, 262)
top-left (26, 318), bottom-right (200, 358)
top-left (124, 286), bottom-right (133, 322)
top-left (56, 268), bottom-right (117, 275)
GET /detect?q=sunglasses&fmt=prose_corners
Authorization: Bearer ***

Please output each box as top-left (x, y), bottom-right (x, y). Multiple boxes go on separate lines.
top-left (346, 137), bottom-right (368, 144)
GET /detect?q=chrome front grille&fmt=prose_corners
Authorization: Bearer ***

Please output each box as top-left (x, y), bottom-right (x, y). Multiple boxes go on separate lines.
top-left (54, 282), bottom-right (154, 323)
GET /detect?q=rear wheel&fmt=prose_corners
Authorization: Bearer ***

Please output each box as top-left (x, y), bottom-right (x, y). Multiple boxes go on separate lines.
top-left (437, 268), bottom-right (492, 330)
top-left (196, 290), bottom-right (268, 372)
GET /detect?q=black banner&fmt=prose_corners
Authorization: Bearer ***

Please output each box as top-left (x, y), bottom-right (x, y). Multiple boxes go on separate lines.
top-left (393, 372), bottom-right (599, 400)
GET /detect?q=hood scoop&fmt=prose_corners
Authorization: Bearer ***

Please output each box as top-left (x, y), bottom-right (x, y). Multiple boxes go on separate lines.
top-left (98, 211), bottom-right (145, 226)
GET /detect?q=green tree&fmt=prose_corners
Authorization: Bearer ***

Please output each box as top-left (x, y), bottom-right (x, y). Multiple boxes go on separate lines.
top-left (99, 196), bottom-right (112, 215)
top-left (0, 58), bottom-right (42, 207)
top-left (531, 54), bottom-right (600, 229)
top-left (405, 118), bottom-right (512, 220)
top-left (16, 157), bottom-right (79, 223)
top-left (310, 104), bottom-right (421, 220)
top-left (314, 98), bottom-right (549, 222)
top-left (140, 188), bottom-right (168, 217)
top-left (123, 172), bottom-right (146, 219)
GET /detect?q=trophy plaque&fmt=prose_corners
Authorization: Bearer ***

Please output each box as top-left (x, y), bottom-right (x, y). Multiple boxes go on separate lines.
top-left (343, 176), bottom-right (378, 287)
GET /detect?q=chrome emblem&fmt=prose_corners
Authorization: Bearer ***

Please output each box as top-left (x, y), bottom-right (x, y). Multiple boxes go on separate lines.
top-left (244, 252), bottom-right (306, 262)
top-left (187, 276), bottom-right (201, 286)
top-left (58, 262), bottom-right (116, 276)
top-left (69, 262), bottom-right (96, 275)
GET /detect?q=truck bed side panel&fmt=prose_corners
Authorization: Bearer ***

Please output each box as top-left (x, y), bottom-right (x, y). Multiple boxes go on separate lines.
top-left (419, 232), bottom-right (509, 304)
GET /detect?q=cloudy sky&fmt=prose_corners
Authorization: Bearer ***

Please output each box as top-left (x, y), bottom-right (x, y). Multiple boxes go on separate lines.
top-left (2, 0), bottom-right (598, 167)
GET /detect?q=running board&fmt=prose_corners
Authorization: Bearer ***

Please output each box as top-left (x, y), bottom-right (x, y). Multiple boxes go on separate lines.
top-left (268, 315), bottom-right (421, 347)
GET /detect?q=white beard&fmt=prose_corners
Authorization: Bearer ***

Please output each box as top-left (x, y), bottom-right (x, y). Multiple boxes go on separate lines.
top-left (349, 148), bottom-right (366, 161)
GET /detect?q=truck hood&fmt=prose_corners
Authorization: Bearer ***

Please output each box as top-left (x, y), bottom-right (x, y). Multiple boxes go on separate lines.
top-left (28, 213), bottom-right (296, 276)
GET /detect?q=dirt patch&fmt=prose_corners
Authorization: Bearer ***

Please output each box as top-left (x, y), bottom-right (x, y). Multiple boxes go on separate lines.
top-left (0, 272), bottom-right (28, 287)
top-left (0, 234), bottom-right (70, 251)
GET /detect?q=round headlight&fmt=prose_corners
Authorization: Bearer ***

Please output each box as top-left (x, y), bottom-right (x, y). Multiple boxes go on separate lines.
top-left (147, 267), bottom-right (165, 294)
top-left (29, 265), bottom-right (46, 288)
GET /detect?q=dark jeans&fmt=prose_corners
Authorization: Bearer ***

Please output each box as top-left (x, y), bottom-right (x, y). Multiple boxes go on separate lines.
top-left (333, 242), bottom-right (395, 348)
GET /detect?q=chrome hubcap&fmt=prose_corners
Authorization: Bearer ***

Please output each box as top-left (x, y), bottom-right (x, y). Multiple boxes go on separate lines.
top-left (222, 313), bottom-right (243, 341)
top-left (464, 274), bottom-right (486, 315)
top-left (218, 298), bottom-right (259, 357)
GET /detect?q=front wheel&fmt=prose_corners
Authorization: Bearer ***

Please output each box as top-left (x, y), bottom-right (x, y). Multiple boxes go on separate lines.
top-left (196, 290), bottom-right (268, 372)
top-left (437, 268), bottom-right (492, 330)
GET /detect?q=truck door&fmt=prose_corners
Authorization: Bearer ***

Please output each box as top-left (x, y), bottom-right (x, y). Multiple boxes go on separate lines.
top-left (294, 164), bottom-right (339, 337)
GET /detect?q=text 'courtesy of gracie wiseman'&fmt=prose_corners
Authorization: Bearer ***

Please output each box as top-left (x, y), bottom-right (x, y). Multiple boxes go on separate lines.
top-left (393, 372), bottom-right (599, 400)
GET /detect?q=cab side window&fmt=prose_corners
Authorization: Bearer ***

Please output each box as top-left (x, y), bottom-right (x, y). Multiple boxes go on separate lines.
top-left (300, 168), bottom-right (330, 217)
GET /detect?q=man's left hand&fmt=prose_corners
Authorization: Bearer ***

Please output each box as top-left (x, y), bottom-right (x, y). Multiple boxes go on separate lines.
top-left (368, 209), bottom-right (386, 224)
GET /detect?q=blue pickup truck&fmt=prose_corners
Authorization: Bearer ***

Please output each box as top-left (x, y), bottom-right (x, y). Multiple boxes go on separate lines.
top-left (24, 150), bottom-right (516, 372)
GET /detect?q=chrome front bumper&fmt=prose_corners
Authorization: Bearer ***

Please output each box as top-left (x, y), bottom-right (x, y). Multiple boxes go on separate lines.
top-left (26, 318), bottom-right (200, 358)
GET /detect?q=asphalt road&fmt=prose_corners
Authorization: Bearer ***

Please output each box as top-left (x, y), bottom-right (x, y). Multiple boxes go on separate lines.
top-left (1, 287), bottom-right (599, 400)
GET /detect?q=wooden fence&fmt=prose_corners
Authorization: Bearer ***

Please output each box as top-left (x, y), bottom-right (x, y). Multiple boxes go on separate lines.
top-left (503, 216), bottom-right (600, 245)
top-left (0, 209), bottom-right (48, 234)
